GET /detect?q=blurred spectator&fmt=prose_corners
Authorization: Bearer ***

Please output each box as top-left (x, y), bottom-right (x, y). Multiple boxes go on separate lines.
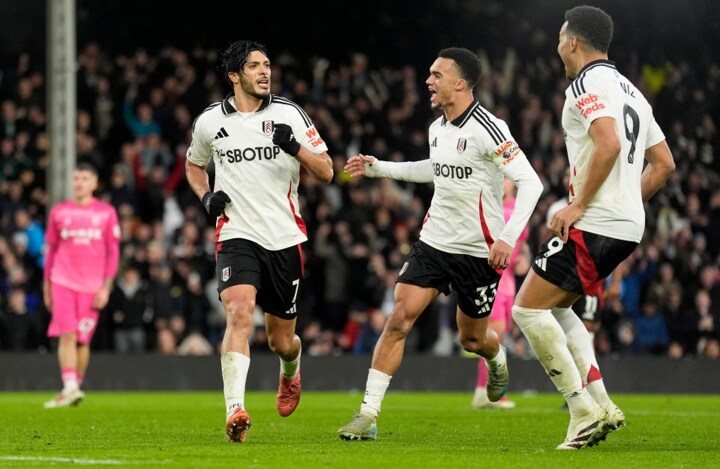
top-left (177, 331), bottom-right (213, 356)
top-left (663, 289), bottom-right (697, 358)
top-left (633, 301), bottom-right (670, 355)
top-left (0, 288), bottom-right (40, 350)
top-left (353, 309), bottom-right (387, 354)
top-left (108, 264), bottom-right (149, 353)
top-left (689, 264), bottom-right (720, 312)
top-left (139, 133), bottom-right (174, 175)
top-left (123, 90), bottom-right (162, 139)
top-left (694, 290), bottom-right (718, 357)
top-left (108, 163), bottom-right (138, 211)
top-left (313, 221), bottom-right (353, 335)
top-left (647, 261), bottom-right (683, 306)
top-left (13, 207), bottom-right (44, 267)
top-left (150, 262), bottom-right (185, 354)
top-left (183, 271), bottom-right (210, 339)
top-left (621, 246), bottom-right (659, 319)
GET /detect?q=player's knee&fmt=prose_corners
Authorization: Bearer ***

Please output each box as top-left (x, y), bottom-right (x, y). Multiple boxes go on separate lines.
top-left (223, 299), bottom-right (254, 331)
top-left (458, 333), bottom-right (485, 354)
top-left (267, 334), bottom-right (293, 355)
top-left (458, 335), bottom-right (477, 353)
top-left (385, 305), bottom-right (416, 337)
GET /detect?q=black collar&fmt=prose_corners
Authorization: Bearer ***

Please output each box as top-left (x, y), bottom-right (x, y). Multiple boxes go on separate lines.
top-left (441, 100), bottom-right (479, 127)
top-left (221, 93), bottom-right (272, 115)
top-left (575, 59), bottom-right (616, 78)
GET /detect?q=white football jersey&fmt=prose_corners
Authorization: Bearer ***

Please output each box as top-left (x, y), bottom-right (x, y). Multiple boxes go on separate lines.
top-left (562, 60), bottom-right (665, 242)
top-left (187, 94), bottom-right (328, 250)
top-left (420, 101), bottom-right (537, 257)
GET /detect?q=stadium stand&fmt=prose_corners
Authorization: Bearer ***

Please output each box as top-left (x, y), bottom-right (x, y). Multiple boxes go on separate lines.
top-left (0, 1), bottom-right (717, 364)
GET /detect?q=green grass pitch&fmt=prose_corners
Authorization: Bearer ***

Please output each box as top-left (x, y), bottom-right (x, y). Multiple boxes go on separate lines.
top-left (1, 391), bottom-right (718, 468)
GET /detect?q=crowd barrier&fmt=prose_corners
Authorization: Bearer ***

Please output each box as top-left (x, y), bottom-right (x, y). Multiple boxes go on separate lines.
top-left (2, 353), bottom-right (718, 394)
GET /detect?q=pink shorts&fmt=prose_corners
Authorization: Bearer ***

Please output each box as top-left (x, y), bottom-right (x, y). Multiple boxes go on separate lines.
top-left (47, 283), bottom-right (100, 344)
top-left (488, 291), bottom-right (513, 330)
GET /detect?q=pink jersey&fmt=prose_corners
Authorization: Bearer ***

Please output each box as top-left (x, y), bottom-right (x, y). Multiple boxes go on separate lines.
top-left (44, 198), bottom-right (121, 294)
top-left (497, 197), bottom-right (529, 296)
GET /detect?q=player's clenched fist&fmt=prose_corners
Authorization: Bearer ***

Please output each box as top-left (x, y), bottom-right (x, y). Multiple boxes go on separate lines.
top-left (272, 123), bottom-right (301, 156)
top-left (202, 190), bottom-right (231, 218)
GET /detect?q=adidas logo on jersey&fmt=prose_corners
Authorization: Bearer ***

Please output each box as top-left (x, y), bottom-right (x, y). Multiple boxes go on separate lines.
top-left (214, 127), bottom-right (230, 139)
top-left (535, 257), bottom-right (547, 271)
top-left (430, 137), bottom-right (437, 147)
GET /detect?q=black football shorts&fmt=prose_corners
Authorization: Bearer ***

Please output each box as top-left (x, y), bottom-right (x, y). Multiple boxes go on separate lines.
top-left (397, 241), bottom-right (502, 319)
top-left (532, 227), bottom-right (636, 296)
top-left (216, 238), bottom-right (303, 318)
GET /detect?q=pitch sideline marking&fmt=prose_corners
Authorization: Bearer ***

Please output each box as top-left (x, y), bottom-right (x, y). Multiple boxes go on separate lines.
top-left (0, 456), bottom-right (171, 465)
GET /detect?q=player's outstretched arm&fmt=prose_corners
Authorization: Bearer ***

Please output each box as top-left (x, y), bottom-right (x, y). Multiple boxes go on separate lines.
top-left (640, 140), bottom-right (675, 202)
top-left (344, 154), bottom-right (433, 183)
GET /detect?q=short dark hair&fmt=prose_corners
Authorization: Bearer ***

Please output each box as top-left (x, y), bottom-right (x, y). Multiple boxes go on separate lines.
top-left (438, 47), bottom-right (481, 89)
top-left (221, 40), bottom-right (269, 74)
top-left (75, 161), bottom-right (98, 176)
top-left (564, 6), bottom-right (614, 53)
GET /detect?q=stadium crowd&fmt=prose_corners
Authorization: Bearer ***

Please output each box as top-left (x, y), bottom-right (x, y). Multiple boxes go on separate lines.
top-left (0, 20), bottom-right (718, 360)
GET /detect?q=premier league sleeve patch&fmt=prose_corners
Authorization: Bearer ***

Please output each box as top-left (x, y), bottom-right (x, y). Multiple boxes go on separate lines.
top-left (492, 140), bottom-right (521, 167)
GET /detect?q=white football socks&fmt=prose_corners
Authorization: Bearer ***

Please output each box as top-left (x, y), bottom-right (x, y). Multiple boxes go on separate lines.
top-left (486, 345), bottom-right (507, 370)
top-left (221, 352), bottom-right (250, 419)
top-left (359, 368), bottom-right (392, 418)
top-left (280, 344), bottom-right (301, 379)
top-left (564, 388), bottom-right (598, 420)
top-left (552, 306), bottom-right (611, 408)
top-left (512, 305), bottom-right (592, 415)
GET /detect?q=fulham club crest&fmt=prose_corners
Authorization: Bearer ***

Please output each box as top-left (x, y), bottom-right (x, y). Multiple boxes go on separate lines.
top-left (222, 267), bottom-right (231, 282)
top-left (457, 138), bottom-right (467, 153)
top-left (263, 120), bottom-right (274, 135)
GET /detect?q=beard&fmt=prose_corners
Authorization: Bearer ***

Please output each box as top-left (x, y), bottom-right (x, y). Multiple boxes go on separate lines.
top-left (240, 76), bottom-right (269, 99)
